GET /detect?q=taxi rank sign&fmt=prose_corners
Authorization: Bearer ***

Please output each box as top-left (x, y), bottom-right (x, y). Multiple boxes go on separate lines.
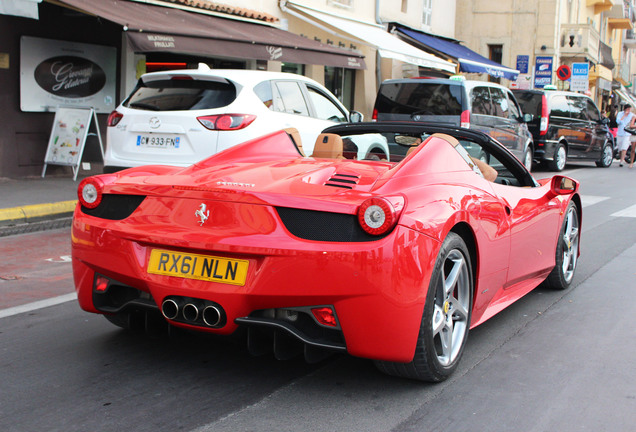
top-left (570, 63), bottom-right (589, 92)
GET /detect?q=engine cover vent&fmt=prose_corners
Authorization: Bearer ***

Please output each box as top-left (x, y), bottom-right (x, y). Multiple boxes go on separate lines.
top-left (324, 173), bottom-right (360, 189)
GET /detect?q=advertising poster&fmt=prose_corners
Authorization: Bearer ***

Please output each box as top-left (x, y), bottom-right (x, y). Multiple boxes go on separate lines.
top-left (516, 55), bottom-right (530, 74)
top-left (44, 108), bottom-right (92, 166)
top-left (20, 36), bottom-right (116, 113)
top-left (510, 55), bottom-right (532, 89)
top-left (534, 56), bottom-right (553, 88)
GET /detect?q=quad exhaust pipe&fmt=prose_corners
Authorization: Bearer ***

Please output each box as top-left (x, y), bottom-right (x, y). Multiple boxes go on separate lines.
top-left (161, 297), bottom-right (224, 328)
top-left (161, 298), bottom-right (180, 320)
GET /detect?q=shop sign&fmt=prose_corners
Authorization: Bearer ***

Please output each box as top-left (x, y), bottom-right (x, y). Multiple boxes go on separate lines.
top-left (516, 55), bottom-right (529, 74)
top-left (20, 36), bottom-right (116, 113)
top-left (533, 56), bottom-right (553, 89)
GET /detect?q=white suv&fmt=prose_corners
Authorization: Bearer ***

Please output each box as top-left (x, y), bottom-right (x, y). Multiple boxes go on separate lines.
top-left (104, 67), bottom-right (385, 172)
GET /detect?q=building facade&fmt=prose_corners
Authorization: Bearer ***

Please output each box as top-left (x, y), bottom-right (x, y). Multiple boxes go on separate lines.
top-left (0, 0), bottom-right (458, 178)
top-left (455, 0), bottom-right (636, 111)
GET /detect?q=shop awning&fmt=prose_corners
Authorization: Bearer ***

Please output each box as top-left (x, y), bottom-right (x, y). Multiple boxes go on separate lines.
top-left (283, 3), bottom-right (455, 73)
top-left (395, 26), bottom-right (519, 81)
top-left (53, 0), bottom-right (366, 69)
top-left (615, 89), bottom-right (636, 108)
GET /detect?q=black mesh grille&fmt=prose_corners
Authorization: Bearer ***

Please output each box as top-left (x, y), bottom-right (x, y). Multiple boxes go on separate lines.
top-left (81, 194), bottom-right (146, 220)
top-left (276, 207), bottom-right (387, 242)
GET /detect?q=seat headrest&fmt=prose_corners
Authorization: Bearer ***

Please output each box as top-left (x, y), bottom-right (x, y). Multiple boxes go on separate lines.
top-left (311, 133), bottom-right (344, 159)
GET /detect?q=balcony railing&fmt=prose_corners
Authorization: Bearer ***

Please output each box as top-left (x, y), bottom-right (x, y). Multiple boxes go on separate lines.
top-left (614, 62), bottom-right (630, 85)
top-left (559, 24), bottom-right (600, 63)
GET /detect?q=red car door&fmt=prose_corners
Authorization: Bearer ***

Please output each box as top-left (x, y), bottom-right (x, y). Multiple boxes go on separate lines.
top-left (489, 181), bottom-right (562, 291)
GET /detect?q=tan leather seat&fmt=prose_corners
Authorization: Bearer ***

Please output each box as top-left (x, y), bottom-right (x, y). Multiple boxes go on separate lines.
top-left (284, 127), bottom-right (305, 156)
top-left (311, 133), bottom-right (344, 159)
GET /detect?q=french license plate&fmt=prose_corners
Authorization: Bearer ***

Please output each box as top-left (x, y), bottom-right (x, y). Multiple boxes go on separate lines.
top-left (136, 135), bottom-right (180, 148)
top-left (147, 249), bottom-right (249, 286)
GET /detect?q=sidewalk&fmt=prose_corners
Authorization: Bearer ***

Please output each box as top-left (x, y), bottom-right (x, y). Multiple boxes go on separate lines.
top-left (0, 174), bottom-right (89, 237)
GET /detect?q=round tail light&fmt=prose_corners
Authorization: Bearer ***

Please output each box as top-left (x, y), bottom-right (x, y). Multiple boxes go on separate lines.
top-left (78, 177), bottom-right (104, 209)
top-left (358, 197), bottom-right (397, 236)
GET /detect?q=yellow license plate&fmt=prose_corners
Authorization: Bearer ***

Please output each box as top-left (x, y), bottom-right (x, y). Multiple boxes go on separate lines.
top-left (147, 249), bottom-right (249, 286)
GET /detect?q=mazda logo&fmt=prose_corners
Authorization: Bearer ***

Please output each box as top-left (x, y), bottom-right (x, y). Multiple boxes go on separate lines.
top-left (149, 117), bottom-right (161, 129)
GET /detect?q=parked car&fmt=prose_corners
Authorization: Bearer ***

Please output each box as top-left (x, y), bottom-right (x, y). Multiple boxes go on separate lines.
top-left (104, 66), bottom-right (384, 172)
top-left (73, 121), bottom-right (580, 382)
top-left (512, 89), bottom-right (613, 171)
top-left (373, 77), bottom-right (535, 170)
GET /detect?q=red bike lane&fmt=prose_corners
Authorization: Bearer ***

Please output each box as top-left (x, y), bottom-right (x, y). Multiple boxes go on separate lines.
top-left (0, 228), bottom-right (74, 310)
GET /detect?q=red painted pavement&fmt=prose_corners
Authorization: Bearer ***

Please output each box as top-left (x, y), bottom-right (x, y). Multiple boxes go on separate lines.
top-left (0, 228), bottom-right (74, 310)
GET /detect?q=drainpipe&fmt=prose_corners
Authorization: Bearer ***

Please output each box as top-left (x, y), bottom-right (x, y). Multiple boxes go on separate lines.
top-left (375, 0), bottom-right (382, 89)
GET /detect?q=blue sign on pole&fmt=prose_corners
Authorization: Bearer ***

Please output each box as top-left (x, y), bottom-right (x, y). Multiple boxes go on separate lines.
top-left (534, 56), bottom-right (553, 88)
top-left (516, 55), bottom-right (529, 74)
top-left (570, 62), bottom-right (589, 92)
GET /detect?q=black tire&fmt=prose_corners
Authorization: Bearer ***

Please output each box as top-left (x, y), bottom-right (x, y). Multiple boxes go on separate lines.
top-left (544, 201), bottom-right (579, 290)
top-left (547, 143), bottom-right (567, 171)
top-left (595, 141), bottom-right (613, 167)
top-left (375, 232), bottom-right (473, 382)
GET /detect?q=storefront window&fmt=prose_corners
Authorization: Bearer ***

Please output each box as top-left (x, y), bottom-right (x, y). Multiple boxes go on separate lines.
top-left (282, 63), bottom-right (305, 75)
top-left (324, 66), bottom-right (355, 110)
top-left (488, 45), bottom-right (503, 84)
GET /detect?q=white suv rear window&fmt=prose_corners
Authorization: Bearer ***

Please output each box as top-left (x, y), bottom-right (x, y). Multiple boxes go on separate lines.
top-left (124, 79), bottom-right (236, 111)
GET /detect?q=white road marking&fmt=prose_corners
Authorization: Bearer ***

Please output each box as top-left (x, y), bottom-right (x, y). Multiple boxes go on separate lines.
top-left (44, 255), bottom-right (72, 263)
top-left (0, 292), bottom-right (77, 319)
top-left (580, 195), bottom-right (610, 208)
top-left (611, 204), bottom-right (636, 218)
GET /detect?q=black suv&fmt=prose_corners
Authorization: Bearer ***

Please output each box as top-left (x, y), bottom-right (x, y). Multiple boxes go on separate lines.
top-left (512, 89), bottom-right (613, 171)
top-left (373, 78), bottom-right (535, 170)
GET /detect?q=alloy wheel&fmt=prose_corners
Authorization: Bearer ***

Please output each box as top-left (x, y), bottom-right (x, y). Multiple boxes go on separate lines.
top-left (432, 249), bottom-right (471, 366)
top-left (556, 145), bottom-right (567, 171)
top-left (561, 205), bottom-right (579, 283)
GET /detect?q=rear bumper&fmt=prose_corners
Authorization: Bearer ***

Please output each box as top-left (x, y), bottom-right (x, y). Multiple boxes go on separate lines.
top-left (72, 207), bottom-right (440, 363)
top-left (533, 139), bottom-right (557, 161)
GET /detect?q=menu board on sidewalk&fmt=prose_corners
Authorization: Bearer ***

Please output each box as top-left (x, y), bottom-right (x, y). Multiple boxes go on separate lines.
top-left (42, 107), bottom-right (103, 180)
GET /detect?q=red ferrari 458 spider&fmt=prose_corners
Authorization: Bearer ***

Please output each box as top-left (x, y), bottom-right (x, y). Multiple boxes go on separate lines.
top-left (72, 122), bottom-right (581, 382)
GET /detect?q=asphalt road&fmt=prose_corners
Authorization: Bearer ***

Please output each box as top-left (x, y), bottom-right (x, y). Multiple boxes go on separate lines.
top-left (1, 161), bottom-right (635, 432)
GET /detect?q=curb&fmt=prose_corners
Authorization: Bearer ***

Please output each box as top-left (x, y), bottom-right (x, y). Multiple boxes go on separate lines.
top-left (0, 200), bottom-right (77, 227)
top-left (0, 217), bottom-right (73, 237)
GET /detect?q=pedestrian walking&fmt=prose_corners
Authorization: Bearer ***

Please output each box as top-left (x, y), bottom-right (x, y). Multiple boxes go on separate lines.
top-left (616, 104), bottom-right (636, 167)
top-left (608, 105), bottom-right (618, 138)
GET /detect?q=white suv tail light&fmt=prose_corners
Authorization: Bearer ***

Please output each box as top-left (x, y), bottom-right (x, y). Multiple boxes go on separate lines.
top-left (197, 114), bottom-right (256, 131)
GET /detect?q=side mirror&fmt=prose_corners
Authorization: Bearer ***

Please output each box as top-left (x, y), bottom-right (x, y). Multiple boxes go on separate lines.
top-left (550, 175), bottom-right (577, 196)
top-left (349, 111), bottom-right (364, 123)
top-left (523, 113), bottom-right (534, 123)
